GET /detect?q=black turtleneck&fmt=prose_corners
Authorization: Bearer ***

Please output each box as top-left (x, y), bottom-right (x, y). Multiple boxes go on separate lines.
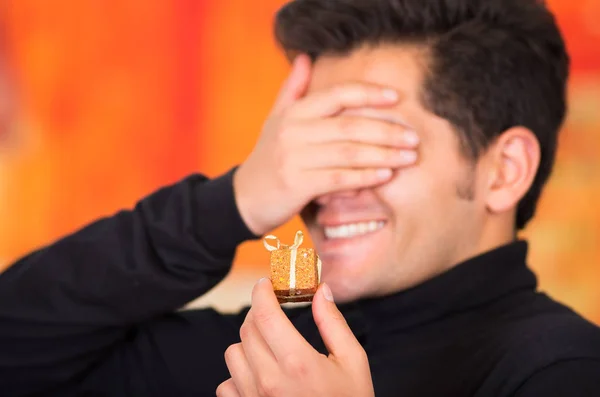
top-left (1, 171), bottom-right (599, 397)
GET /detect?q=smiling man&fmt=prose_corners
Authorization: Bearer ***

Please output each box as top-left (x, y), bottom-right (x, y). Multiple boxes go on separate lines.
top-left (299, 46), bottom-right (499, 302)
top-left (1, 0), bottom-right (600, 396)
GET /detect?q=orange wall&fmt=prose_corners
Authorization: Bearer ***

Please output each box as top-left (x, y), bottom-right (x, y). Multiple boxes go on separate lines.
top-left (1, 1), bottom-right (599, 323)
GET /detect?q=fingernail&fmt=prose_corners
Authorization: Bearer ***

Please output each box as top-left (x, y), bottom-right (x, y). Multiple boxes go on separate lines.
top-left (377, 168), bottom-right (393, 180)
top-left (404, 131), bottom-right (420, 145)
top-left (258, 277), bottom-right (269, 285)
top-left (321, 283), bottom-right (334, 302)
top-left (399, 151), bottom-right (417, 163)
top-left (381, 89), bottom-right (398, 101)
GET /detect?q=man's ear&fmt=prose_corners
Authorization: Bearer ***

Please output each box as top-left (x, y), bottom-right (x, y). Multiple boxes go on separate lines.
top-left (485, 127), bottom-right (541, 214)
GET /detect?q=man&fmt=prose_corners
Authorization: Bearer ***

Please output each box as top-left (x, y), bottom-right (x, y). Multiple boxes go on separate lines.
top-left (1, 0), bottom-right (599, 396)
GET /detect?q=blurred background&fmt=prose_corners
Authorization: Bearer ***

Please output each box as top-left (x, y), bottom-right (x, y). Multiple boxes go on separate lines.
top-left (0, 1), bottom-right (598, 320)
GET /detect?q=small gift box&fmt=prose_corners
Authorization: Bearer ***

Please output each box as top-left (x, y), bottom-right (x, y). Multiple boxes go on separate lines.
top-left (264, 231), bottom-right (322, 303)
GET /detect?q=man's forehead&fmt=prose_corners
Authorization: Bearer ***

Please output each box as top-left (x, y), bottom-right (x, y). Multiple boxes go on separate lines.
top-left (307, 44), bottom-right (424, 91)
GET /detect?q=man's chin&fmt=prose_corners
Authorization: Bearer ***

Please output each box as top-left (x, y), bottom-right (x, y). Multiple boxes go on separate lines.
top-left (326, 282), bottom-right (371, 304)
top-left (319, 265), bottom-right (372, 303)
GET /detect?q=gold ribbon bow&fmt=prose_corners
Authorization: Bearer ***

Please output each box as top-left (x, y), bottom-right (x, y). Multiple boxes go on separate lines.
top-left (264, 231), bottom-right (304, 293)
top-left (263, 230), bottom-right (304, 251)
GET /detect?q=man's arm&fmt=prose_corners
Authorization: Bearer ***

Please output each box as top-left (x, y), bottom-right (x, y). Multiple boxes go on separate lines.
top-left (0, 60), bottom-right (418, 396)
top-left (0, 169), bottom-right (257, 396)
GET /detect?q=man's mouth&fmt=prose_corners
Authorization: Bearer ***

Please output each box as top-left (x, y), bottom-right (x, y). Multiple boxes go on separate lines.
top-left (323, 220), bottom-right (386, 240)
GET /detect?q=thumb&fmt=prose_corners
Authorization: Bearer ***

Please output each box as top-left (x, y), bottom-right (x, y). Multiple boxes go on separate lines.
top-left (271, 53), bottom-right (312, 114)
top-left (312, 283), bottom-right (363, 361)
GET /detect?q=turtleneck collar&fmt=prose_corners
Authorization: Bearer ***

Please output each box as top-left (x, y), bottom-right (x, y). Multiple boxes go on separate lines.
top-left (339, 240), bottom-right (536, 332)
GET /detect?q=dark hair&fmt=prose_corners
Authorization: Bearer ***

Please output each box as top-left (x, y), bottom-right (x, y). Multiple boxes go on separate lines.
top-left (274, 0), bottom-right (569, 230)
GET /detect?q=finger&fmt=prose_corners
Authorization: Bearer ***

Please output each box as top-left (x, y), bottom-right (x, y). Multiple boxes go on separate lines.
top-left (216, 378), bottom-right (242, 397)
top-left (301, 116), bottom-right (420, 149)
top-left (224, 343), bottom-right (258, 396)
top-left (312, 283), bottom-right (365, 362)
top-left (250, 278), bottom-right (313, 360)
top-left (302, 142), bottom-right (417, 169)
top-left (287, 83), bottom-right (399, 119)
top-left (239, 309), bottom-right (279, 374)
top-left (271, 54), bottom-right (312, 115)
top-left (307, 167), bottom-right (395, 195)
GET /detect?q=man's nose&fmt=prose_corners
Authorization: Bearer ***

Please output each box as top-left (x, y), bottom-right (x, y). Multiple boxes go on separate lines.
top-left (315, 190), bottom-right (361, 205)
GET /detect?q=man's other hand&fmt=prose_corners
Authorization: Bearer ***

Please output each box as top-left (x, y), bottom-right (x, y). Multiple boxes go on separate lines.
top-left (216, 279), bottom-right (375, 397)
top-left (233, 53), bottom-right (419, 235)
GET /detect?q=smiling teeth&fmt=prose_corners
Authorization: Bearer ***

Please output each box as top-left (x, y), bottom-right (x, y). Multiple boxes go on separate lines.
top-left (324, 221), bottom-right (385, 239)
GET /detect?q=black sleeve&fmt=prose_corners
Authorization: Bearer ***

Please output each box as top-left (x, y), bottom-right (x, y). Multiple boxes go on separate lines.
top-left (513, 359), bottom-right (600, 397)
top-left (74, 307), bottom-right (251, 397)
top-left (0, 169), bottom-right (258, 396)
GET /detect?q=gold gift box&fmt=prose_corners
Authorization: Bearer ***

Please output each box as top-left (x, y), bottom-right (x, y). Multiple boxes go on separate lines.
top-left (264, 231), bottom-right (321, 303)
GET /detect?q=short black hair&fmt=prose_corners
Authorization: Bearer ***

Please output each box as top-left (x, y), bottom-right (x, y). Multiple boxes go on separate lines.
top-left (274, 0), bottom-right (569, 229)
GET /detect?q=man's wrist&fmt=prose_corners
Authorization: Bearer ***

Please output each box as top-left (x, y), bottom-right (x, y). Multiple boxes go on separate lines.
top-left (232, 164), bottom-right (268, 236)
top-left (194, 167), bottom-right (261, 256)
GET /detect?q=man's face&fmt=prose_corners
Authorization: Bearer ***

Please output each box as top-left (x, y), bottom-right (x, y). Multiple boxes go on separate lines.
top-left (301, 45), bottom-right (489, 303)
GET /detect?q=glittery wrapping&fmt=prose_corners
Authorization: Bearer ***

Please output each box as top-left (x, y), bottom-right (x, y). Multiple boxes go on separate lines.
top-left (270, 247), bottom-right (319, 293)
top-left (264, 231), bottom-right (320, 303)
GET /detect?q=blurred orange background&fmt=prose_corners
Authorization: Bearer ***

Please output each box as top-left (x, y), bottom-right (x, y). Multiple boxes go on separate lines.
top-left (0, 1), bottom-right (598, 319)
